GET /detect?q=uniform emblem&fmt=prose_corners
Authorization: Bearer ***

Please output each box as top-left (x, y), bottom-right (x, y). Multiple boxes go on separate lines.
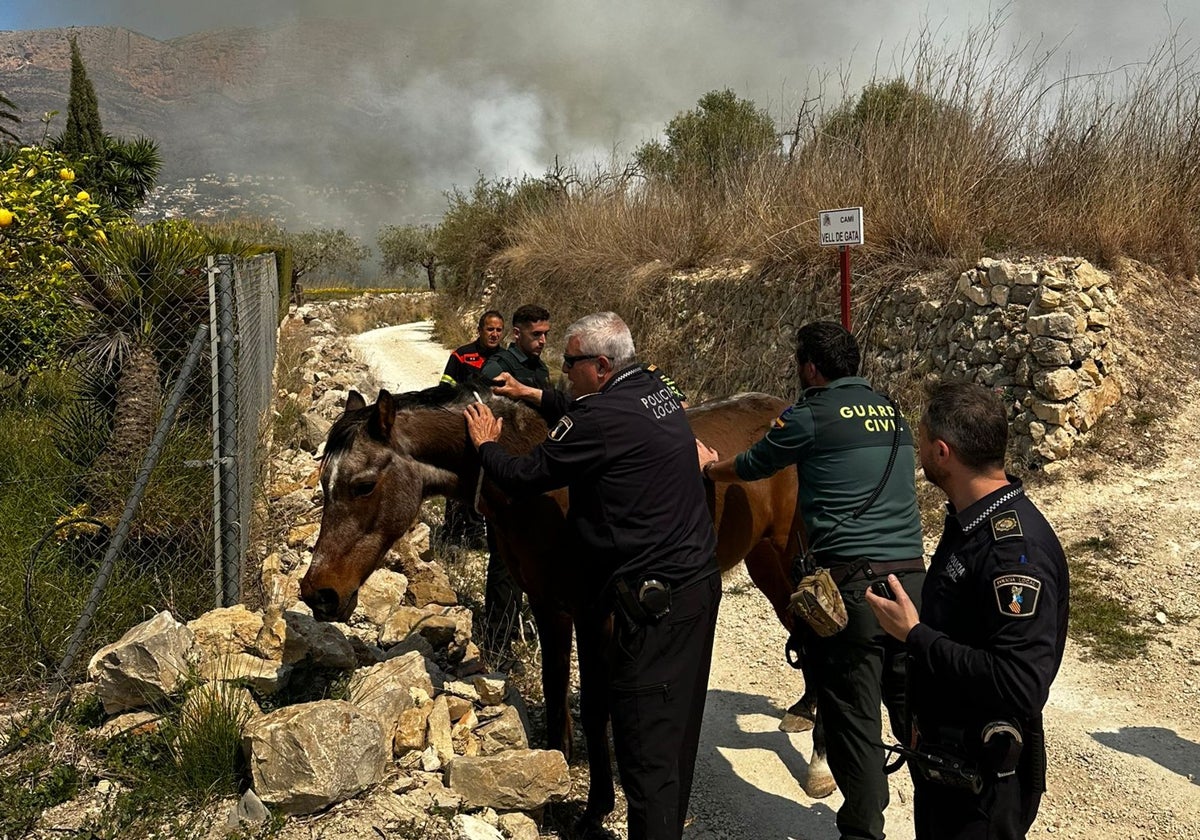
top-left (548, 416), bottom-right (574, 441)
top-left (992, 574), bottom-right (1041, 618)
top-left (990, 511), bottom-right (1023, 541)
top-left (772, 406), bottom-right (793, 429)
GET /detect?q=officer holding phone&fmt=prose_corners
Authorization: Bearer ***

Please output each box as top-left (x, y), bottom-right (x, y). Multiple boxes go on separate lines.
top-left (867, 382), bottom-right (1069, 840)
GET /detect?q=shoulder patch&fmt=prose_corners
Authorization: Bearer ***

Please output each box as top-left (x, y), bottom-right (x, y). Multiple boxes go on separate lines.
top-left (548, 416), bottom-right (574, 441)
top-left (993, 574), bottom-right (1041, 618)
top-left (772, 406), bottom-right (794, 429)
top-left (990, 510), bottom-right (1023, 542)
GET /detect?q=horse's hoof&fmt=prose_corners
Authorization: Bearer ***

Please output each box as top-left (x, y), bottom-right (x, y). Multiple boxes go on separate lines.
top-left (805, 767), bottom-right (837, 799)
top-left (779, 711), bottom-right (815, 733)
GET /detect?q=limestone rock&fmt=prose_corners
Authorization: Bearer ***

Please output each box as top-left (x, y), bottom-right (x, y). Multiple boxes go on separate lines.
top-left (347, 650), bottom-right (436, 752)
top-left (497, 811), bottom-right (541, 840)
top-left (477, 705), bottom-right (530, 755)
top-left (1033, 368), bottom-right (1081, 401)
top-left (283, 610), bottom-right (357, 669)
top-left (452, 813), bottom-right (504, 840)
top-left (354, 569), bottom-right (408, 627)
top-left (87, 611), bottom-right (196, 714)
top-left (1029, 337), bottom-right (1072, 367)
top-left (187, 605), bottom-right (265, 658)
top-left (445, 749), bottom-right (571, 810)
top-left (242, 700), bottom-right (388, 815)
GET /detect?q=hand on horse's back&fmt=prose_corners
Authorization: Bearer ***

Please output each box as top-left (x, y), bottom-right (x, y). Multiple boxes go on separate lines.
top-left (464, 402), bottom-right (503, 448)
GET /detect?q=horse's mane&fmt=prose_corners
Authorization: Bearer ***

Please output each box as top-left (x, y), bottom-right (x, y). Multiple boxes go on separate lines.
top-left (323, 375), bottom-right (544, 459)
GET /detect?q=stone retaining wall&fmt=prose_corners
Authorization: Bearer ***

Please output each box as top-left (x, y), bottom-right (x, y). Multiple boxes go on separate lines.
top-left (867, 257), bottom-right (1121, 464)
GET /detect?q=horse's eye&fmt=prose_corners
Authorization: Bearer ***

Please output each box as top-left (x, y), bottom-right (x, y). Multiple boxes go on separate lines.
top-left (349, 480), bottom-right (377, 499)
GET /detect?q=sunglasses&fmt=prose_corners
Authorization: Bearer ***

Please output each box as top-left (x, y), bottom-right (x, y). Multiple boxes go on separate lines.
top-left (562, 353), bottom-right (600, 369)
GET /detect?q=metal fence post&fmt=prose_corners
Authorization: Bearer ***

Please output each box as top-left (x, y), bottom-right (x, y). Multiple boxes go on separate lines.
top-left (214, 256), bottom-right (241, 606)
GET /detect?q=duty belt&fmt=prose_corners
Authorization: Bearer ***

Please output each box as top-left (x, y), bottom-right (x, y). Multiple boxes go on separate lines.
top-left (819, 557), bottom-right (926, 586)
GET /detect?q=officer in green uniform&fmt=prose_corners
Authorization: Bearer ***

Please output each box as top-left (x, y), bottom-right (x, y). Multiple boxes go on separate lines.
top-left (698, 321), bottom-right (925, 840)
top-left (480, 303), bottom-right (552, 389)
top-left (478, 303), bottom-right (551, 655)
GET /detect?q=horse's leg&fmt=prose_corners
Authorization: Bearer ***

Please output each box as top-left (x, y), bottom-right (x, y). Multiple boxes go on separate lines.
top-left (573, 607), bottom-right (615, 832)
top-left (532, 600), bottom-right (575, 762)
top-left (806, 707), bottom-right (836, 799)
top-left (742, 542), bottom-right (818, 733)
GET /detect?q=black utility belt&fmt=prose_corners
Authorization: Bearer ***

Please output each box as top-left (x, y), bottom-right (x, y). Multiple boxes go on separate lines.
top-left (815, 557), bottom-right (925, 586)
top-left (886, 720), bottom-right (1028, 794)
top-left (613, 571), bottom-right (714, 625)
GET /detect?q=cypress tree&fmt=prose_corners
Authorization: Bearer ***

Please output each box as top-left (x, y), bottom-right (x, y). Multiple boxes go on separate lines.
top-left (61, 35), bottom-right (103, 158)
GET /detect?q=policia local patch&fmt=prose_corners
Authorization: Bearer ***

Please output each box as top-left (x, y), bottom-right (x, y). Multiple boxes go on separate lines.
top-left (549, 416), bottom-right (574, 441)
top-left (993, 574), bottom-right (1041, 618)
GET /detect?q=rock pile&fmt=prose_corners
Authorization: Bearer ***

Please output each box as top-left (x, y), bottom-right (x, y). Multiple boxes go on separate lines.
top-left (54, 300), bottom-right (566, 838)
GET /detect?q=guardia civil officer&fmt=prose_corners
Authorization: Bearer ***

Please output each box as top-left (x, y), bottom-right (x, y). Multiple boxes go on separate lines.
top-left (480, 303), bottom-right (552, 388)
top-left (441, 309), bottom-right (505, 387)
top-left (478, 304), bottom-right (551, 654)
top-left (465, 312), bottom-right (719, 840)
top-left (867, 381), bottom-right (1069, 839)
top-left (698, 321), bottom-right (924, 840)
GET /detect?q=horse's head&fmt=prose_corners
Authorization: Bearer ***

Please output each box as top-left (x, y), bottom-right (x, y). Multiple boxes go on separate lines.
top-left (299, 388), bottom-right (447, 621)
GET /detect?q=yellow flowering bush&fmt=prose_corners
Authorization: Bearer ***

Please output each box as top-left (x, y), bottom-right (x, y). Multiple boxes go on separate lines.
top-left (0, 146), bottom-right (124, 377)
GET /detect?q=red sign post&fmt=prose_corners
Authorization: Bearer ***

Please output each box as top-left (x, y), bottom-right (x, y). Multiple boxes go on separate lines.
top-left (818, 207), bottom-right (864, 331)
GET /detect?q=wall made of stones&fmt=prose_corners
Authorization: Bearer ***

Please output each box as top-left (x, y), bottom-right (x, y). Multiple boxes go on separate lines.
top-left (867, 257), bottom-right (1121, 464)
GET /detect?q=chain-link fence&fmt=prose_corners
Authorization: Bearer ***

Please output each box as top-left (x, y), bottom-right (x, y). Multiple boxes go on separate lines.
top-left (0, 252), bottom-right (279, 693)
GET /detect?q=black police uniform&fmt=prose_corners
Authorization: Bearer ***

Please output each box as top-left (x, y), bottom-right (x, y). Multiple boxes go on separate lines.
top-left (907, 477), bottom-right (1068, 840)
top-left (479, 363), bottom-right (719, 840)
top-left (734, 376), bottom-right (925, 840)
top-left (535, 362), bottom-right (688, 424)
top-left (441, 339), bottom-right (501, 387)
top-left (480, 344), bottom-right (551, 389)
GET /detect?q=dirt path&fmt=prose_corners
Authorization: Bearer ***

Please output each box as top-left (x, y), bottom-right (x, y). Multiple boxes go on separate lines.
top-left (352, 322), bottom-right (1200, 839)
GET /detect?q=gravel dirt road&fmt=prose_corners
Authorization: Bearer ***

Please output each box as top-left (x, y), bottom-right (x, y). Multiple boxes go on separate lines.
top-left (353, 320), bottom-right (1200, 840)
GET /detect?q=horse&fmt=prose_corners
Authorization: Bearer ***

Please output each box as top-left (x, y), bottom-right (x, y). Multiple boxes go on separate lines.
top-left (299, 382), bottom-right (834, 830)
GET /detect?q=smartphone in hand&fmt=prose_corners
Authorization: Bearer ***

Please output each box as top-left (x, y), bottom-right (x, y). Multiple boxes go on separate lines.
top-left (870, 580), bottom-right (896, 600)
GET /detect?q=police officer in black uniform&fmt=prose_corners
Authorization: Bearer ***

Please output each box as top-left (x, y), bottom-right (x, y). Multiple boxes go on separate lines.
top-left (441, 309), bottom-right (505, 387)
top-left (464, 311), bottom-right (719, 840)
top-left (698, 321), bottom-right (925, 840)
top-left (867, 381), bottom-right (1069, 840)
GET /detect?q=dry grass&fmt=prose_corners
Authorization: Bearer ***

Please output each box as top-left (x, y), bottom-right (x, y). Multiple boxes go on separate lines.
top-left (482, 22), bottom-right (1200, 326)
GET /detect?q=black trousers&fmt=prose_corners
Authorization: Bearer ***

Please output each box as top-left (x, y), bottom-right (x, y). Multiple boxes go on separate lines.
top-left (914, 771), bottom-right (1042, 839)
top-left (608, 572), bottom-right (721, 840)
top-left (807, 571), bottom-right (925, 840)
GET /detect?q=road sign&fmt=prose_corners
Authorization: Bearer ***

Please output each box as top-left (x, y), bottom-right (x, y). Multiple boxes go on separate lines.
top-left (818, 206), bottom-right (864, 247)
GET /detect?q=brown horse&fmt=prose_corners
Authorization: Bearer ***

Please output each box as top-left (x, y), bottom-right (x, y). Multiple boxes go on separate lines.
top-left (300, 383), bottom-right (833, 829)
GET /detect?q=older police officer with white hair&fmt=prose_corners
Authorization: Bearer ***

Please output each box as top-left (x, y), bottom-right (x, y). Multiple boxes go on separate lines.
top-left (464, 311), bottom-right (719, 840)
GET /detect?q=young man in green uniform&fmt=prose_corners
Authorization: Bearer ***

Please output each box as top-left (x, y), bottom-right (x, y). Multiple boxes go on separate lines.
top-left (477, 303), bottom-right (551, 655)
top-left (480, 303), bottom-right (551, 389)
top-left (698, 321), bottom-right (925, 840)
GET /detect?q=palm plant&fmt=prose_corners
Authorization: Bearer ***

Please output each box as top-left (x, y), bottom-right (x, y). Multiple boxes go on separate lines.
top-left (70, 223), bottom-right (210, 508)
top-left (97, 135), bottom-right (162, 211)
top-left (0, 91), bottom-right (19, 143)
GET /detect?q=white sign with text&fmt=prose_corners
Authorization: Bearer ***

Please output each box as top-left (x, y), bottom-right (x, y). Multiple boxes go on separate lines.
top-left (818, 206), bottom-right (864, 247)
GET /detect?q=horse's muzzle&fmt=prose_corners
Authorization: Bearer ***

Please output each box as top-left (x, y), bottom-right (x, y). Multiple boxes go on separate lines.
top-left (304, 587), bottom-right (343, 622)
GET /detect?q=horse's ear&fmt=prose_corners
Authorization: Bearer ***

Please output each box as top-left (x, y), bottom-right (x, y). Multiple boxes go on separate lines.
top-left (367, 389), bottom-right (396, 440)
top-left (345, 390), bottom-right (366, 414)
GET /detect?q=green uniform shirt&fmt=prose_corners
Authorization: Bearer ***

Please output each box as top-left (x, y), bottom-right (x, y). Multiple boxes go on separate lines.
top-left (480, 344), bottom-right (551, 389)
top-left (734, 376), bottom-right (923, 561)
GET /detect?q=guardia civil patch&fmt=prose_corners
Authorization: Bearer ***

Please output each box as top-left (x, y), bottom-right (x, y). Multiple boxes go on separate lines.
top-left (993, 574), bottom-right (1041, 618)
top-left (548, 416), bottom-right (574, 441)
top-left (990, 510), bottom-right (1023, 541)
top-left (772, 406), bottom-right (794, 429)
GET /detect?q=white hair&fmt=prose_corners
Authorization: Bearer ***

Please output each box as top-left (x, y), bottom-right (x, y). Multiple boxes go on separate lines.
top-left (565, 311), bottom-right (636, 369)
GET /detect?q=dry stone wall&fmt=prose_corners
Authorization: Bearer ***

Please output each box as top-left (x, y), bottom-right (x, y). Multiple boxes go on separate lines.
top-left (484, 256), bottom-right (1125, 466)
top-left (868, 257), bottom-right (1121, 464)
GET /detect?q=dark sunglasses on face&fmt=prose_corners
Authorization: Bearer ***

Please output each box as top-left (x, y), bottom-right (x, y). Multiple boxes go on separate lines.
top-left (562, 354), bottom-right (600, 369)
